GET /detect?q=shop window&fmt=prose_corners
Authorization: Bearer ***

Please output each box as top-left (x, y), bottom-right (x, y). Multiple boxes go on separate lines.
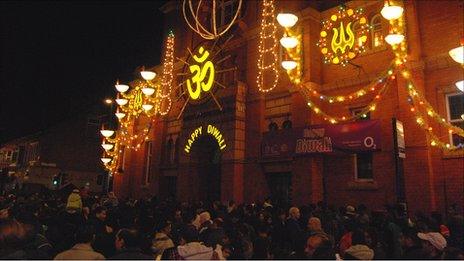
top-left (446, 93), bottom-right (464, 148)
top-left (268, 122), bottom-right (279, 131)
top-left (143, 141), bottom-right (153, 185)
top-left (370, 14), bottom-right (385, 50)
top-left (351, 107), bottom-right (373, 180)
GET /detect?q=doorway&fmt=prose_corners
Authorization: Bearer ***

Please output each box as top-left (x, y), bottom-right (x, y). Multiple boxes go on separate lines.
top-left (265, 172), bottom-right (292, 206)
top-left (191, 135), bottom-right (222, 201)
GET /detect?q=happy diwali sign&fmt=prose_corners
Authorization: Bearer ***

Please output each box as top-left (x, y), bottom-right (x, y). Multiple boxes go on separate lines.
top-left (184, 124), bottom-right (227, 153)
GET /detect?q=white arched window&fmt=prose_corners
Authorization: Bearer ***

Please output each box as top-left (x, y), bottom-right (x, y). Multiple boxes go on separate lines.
top-left (370, 14), bottom-right (385, 49)
top-left (352, 21), bottom-right (368, 51)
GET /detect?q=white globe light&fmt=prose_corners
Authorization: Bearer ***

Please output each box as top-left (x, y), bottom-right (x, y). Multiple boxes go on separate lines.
top-left (115, 98), bottom-right (128, 106)
top-left (142, 87), bottom-right (155, 96)
top-left (280, 36), bottom-right (298, 48)
top-left (115, 112), bottom-right (126, 119)
top-left (141, 71), bottom-right (156, 81)
top-left (456, 80), bottom-right (464, 92)
top-left (142, 104), bottom-right (153, 111)
top-left (101, 157), bottom-right (112, 164)
top-left (277, 13), bottom-right (298, 28)
top-left (381, 3), bottom-right (404, 20)
top-left (115, 83), bottom-right (129, 93)
top-left (101, 143), bottom-right (114, 151)
top-left (449, 46), bottom-right (464, 64)
top-left (281, 60), bottom-right (297, 70)
top-left (100, 130), bottom-right (115, 138)
top-left (385, 34), bottom-right (404, 45)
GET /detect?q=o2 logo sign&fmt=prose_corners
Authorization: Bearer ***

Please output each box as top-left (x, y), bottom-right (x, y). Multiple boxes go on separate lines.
top-left (364, 136), bottom-right (377, 149)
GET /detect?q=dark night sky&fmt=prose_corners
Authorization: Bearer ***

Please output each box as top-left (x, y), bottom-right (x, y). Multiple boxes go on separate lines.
top-left (1, 1), bottom-right (167, 143)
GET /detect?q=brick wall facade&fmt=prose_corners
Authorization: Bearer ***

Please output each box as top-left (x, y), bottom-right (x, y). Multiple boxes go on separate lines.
top-left (113, 0), bottom-right (464, 214)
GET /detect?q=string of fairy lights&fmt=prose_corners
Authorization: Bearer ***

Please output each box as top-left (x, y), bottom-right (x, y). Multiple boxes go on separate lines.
top-left (256, 0), bottom-right (279, 93)
top-left (261, 0), bottom-right (463, 151)
top-left (100, 33), bottom-right (176, 175)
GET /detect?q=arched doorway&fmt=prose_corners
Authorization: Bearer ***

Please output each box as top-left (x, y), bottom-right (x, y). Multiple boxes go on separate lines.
top-left (190, 134), bottom-right (222, 201)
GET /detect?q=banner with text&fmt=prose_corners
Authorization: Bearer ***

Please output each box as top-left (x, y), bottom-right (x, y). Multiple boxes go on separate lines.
top-left (261, 120), bottom-right (381, 158)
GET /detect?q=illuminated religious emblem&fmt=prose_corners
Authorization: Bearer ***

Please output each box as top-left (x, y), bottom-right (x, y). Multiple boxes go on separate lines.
top-left (186, 47), bottom-right (215, 100)
top-left (133, 89), bottom-right (143, 110)
top-left (317, 6), bottom-right (369, 66)
top-left (184, 124), bottom-right (227, 153)
top-left (177, 39), bottom-right (237, 118)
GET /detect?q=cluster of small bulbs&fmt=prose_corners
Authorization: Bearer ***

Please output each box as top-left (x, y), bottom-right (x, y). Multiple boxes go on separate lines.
top-left (182, 0), bottom-right (242, 40)
top-left (381, 0), bottom-right (464, 150)
top-left (256, 0), bottom-right (279, 93)
top-left (303, 66), bottom-right (394, 104)
top-left (277, 13), bottom-right (302, 84)
top-left (317, 6), bottom-right (369, 66)
top-left (99, 33), bottom-right (176, 170)
top-left (302, 72), bottom-right (393, 123)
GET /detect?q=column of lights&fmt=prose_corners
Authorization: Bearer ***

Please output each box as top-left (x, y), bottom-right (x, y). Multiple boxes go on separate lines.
top-left (157, 31), bottom-right (175, 115)
top-left (381, 0), bottom-right (464, 150)
top-left (256, 0), bottom-right (279, 93)
top-left (277, 12), bottom-right (302, 84)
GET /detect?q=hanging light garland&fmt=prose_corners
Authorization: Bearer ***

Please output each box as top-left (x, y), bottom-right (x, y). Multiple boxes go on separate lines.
top-left (256, 0), bottom-right (279, 93)
top-left (381, 1), bottom-right (464, 150)
top-left (157, 31), bottom-right (175, 115)
top-left (182, 0), bottom-right (242, 40)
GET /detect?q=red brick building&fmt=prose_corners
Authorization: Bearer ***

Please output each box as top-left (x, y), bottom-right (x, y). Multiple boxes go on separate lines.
top-left (112, 0), bottom-right (464, 214)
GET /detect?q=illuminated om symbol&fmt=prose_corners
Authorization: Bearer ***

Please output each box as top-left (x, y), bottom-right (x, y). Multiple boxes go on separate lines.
top-left (134, 90), bottom-right (143, 110)
top-left (186, 46), bottom-right (215, 100)
top-left (331, 21), bottom-right (354, 54)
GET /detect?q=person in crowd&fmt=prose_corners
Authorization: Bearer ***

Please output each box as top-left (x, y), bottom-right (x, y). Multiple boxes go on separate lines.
top-left (252, 225), bottom-right (272, 259)
top-left (400, 228), bottom-right (423, 259)
top-left (344, 228), bottom-right (375, 260)
top-left (66, 189), bottom-right (82, 213)
top-left (54, 225), bottom-right (105, 260)
top-left (286, 206), bottom-right (304, 258)
top-left (176, 225), bottom-right (224, 260)
top-left (91, 206), bottom-right (115, 257)
top-left (152, 219), bottom-right (175, 259)
top-left (417, 232), bottom-right (447, 259)
top-left (111, 228), bottom-right (152, 259)
top-left (442, 247), bottom-right (464, 260)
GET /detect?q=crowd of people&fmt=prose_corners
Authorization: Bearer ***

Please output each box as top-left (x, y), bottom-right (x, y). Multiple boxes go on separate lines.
top-left (0, 187), bottom-right (463, 260)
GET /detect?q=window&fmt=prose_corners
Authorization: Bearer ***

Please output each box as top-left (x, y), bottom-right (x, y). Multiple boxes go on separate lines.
top-left (174, 137), bottom-right (180, 164)
top-left (282, 120), bottom-right (292, 129)
top-left (351, 107), bottom-right (373, 180)
top-left (370, 14), bottom-right (385, 50)
top-left (446, 93), bottom-right (464, 148)
top-left (268, 122), bottom-right (278, 131)
top-left (143, 141), bottom-right (153, 185)
top-left (217, 0), bottom-right (242, 29)
top-left (11, 150), bottom-right (18, 163)
top-left (352, 21), bottom-right (368, 51)
top-left (165, 138), bottom-right (173, 165)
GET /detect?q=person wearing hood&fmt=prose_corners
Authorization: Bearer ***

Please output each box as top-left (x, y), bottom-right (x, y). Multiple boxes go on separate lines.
top-left (344, 229), bottom-right (375, 260)
top-left (176, 225), bottom-right (224, 260)
top-left (66, 189), bottom-right (82, 213)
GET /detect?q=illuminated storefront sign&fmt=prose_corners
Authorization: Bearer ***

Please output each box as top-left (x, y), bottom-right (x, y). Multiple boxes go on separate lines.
top-left (184, 124), bottom-right (226, 153)
top-left (186, 46), bottom-right (215, 100)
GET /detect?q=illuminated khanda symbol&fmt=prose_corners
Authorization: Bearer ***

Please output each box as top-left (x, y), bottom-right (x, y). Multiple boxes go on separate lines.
top-left (331, 21), bottom-right (354, 54)
top-left (186, 46), bottom-right (215, 100)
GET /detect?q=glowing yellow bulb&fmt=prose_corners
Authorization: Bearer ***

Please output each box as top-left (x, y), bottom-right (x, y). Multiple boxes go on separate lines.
top-left (430, 141), bottom-right (437, 146)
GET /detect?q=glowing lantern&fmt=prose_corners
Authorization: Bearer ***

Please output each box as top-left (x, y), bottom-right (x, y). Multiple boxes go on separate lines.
top-left (381, 1), bottom-right (404, 20)
top-left (281, 60), bottom-right (297, 70)
top-left (385, 34), bottom-right (404, 45)
top-left (277, 13), bottom-right (298, 28)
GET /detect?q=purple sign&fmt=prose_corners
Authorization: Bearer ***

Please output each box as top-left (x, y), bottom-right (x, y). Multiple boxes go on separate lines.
top-left (262, 120), bottom-right (381, 158)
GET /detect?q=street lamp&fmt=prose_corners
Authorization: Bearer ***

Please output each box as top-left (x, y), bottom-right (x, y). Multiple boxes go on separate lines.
top-left (381, 1), bottom-right (404, 21)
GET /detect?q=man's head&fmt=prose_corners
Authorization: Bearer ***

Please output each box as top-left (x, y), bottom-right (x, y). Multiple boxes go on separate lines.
top-left (418, 232), bottom-right (447, 256)
top-left (289, 207), bottom-right (300, 220)
top-left (401, 228), bottom-right (421, 248)
top-left (75, 225), bottom-right (96, 244)
top-left (307, 217), bottom-right (322, 232)
top-left (94, 206), bottom-right (107, 221)
top-left (157, 220), bottom-right (172, 235)
top-left (180, 225), bottom-right (199, 244)
top-left (115, 229), bottom-right (140, 251)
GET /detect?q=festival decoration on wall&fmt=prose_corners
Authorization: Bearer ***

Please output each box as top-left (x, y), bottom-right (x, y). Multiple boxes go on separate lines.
top-left (256, 0), bottom-right (279, 93)
top-left (176, 37), bottom-right (236, 118)
top-left (278, 12), bottom-right (303, 84)
top-left (317, 6), bottom-right (369, 66)
top-left (182, 0), bottom-right (242, 40)
top-left (184, 124), bottom-right (227, 153)
top-left (100, 33), bottom-right (176, 175)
